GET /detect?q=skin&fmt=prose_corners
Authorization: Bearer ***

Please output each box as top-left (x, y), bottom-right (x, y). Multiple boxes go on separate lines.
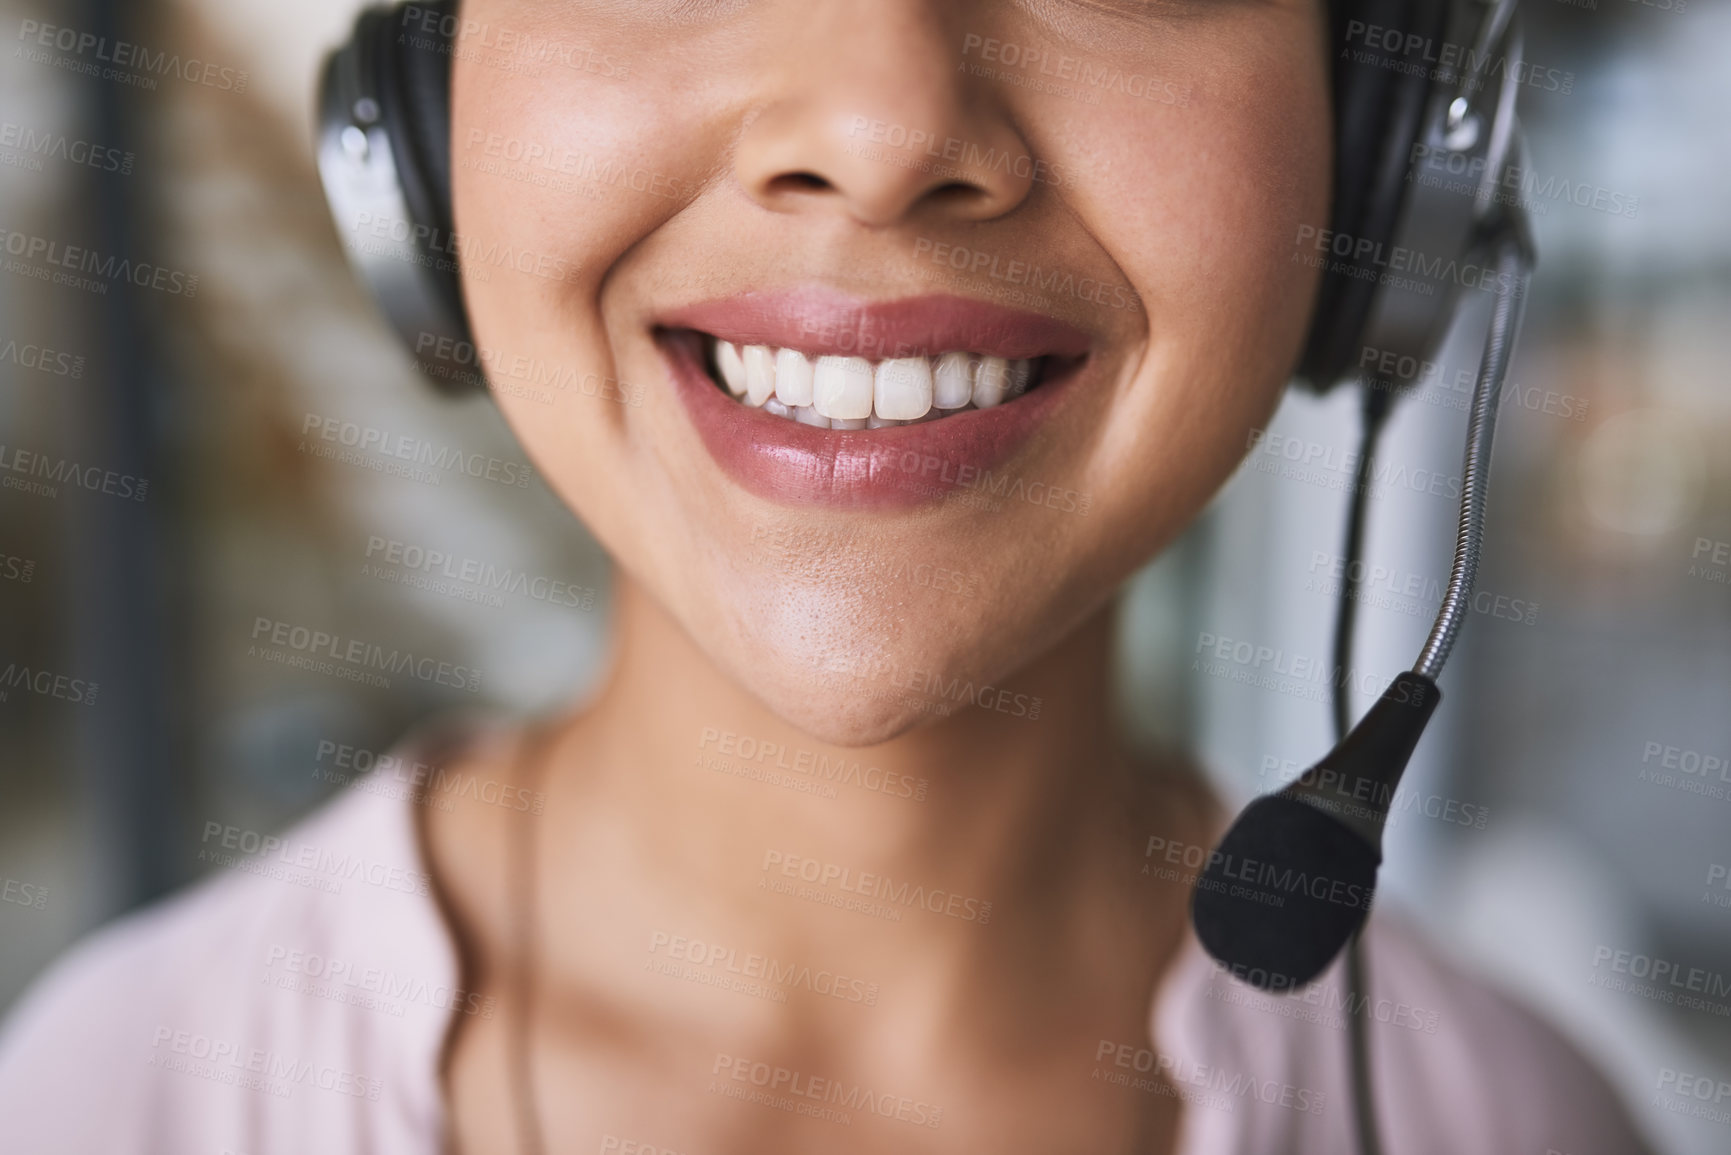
top-left (421, 1), bottom-right (1330, 1151)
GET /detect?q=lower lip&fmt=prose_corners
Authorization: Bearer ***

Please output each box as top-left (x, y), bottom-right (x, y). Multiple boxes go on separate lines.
top-left (658, 331), bottom-right (1082, 510)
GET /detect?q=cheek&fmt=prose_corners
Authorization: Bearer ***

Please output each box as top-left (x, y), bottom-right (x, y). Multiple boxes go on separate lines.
top-left (1089, 52), bottom-right (1330, 370)
top-left (447, 35), bottom-right (716, 548)
top-left (449, 8), bottom-right (729, 331)
top-left (1059, 41), bottom-right (1331, 554)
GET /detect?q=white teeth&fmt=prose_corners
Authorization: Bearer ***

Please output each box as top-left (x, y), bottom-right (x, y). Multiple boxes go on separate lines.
top-left (774, 348), bottom-right (814, 407)
top-left (744, 344), bottom-right (777, 405)
top-left (972, 356), bottom-right (1011, 409)
top-left (716, 340), bottom-right (747, 396)
top-left (933, 351), bottom-right (975, 409)
top-left (707, 337), bottom-right (1036, 428)
top-left (813, 355), bottom-right (874, 421)
top-left (874, 357), bottom-right (933, 421)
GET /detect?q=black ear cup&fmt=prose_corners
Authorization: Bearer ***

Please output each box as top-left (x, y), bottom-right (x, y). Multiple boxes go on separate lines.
top-left (372, 1), bottom-right (464, 347)
top-left (317, 0), bottom-right (473, 388)
top-left (1298, 0), bottom-right (1451, 391)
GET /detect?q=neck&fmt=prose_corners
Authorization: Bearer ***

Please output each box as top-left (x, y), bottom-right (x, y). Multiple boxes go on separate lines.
top-left (520, 572), bottom-right (1198, 992)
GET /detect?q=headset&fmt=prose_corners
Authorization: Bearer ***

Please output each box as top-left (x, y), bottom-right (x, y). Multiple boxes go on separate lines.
top-left (316, 3), bottom-right (1535, 1152)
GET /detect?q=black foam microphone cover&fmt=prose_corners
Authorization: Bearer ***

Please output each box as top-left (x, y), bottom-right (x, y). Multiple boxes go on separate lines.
top-left (1190, 672), bottom-right (1441, 992)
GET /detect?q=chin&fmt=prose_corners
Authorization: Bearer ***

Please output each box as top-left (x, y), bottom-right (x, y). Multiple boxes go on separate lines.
top-left (706, 591), bottom-right (999, 747)
top-left (764, 688), bottom-right (933, 750)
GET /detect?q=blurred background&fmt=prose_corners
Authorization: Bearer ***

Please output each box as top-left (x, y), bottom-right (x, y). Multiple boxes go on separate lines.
top-left (1, 1), bottom-right (1726, 1151)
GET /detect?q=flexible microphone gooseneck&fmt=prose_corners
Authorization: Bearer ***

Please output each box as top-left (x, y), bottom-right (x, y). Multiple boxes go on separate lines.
top-left (1190, 243), bottom-right (1532, 994)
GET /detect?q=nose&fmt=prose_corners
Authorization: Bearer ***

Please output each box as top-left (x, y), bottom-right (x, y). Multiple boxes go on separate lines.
top-left (734, 1), bottom-right (1035, 229)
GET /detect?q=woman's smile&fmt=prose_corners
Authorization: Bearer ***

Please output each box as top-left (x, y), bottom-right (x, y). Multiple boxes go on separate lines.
top-left (654, 287), bottom-right (1098, 506)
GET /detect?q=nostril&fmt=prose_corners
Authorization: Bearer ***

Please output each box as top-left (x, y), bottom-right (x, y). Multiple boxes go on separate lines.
top-left (768, 171), bottom-right (833, 194)
top-left (929, 181), bottom-right (986, 204)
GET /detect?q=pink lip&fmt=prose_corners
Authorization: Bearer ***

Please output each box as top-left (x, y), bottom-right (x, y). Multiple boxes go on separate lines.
top-left (660, 287), bottom-right (1094, 362)
top-left (654, 291), bottom-right (1096, 510)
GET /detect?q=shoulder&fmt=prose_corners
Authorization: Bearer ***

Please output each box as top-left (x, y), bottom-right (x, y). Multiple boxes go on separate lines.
top-left (1356, 913), bottom-right (1654, 1155)
top-left (1157, 907), bottom-right (1655, 1155)
top-left (0, 768), bottom-right (460, 1155)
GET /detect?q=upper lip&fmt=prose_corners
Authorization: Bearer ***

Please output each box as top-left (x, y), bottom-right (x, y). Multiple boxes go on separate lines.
top-left (655, 286), bottom-right (1097, 363)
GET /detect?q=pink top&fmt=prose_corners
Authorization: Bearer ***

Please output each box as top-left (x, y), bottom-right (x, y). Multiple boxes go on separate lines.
top-left (0, 765), bottom-right (1650, 1154)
